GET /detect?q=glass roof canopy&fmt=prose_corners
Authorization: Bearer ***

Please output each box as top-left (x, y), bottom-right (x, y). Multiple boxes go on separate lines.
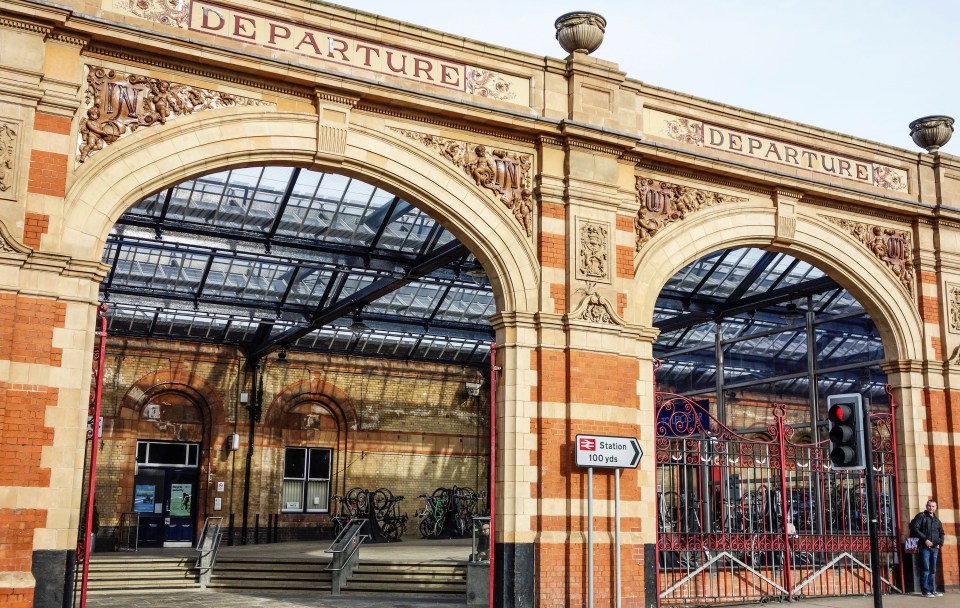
top-left (102, 167), bottom-right (495, 366)
top-left (100, 166), bottom-right (884, 386)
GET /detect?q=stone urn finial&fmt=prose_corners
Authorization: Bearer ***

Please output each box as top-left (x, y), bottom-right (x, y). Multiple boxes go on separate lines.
top-left (555, 11), bottom-right (606, 55)
top-left (909, 115), bottom-right (954, 153)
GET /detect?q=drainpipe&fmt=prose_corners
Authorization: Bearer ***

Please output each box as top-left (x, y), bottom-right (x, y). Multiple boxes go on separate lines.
top-left (241, 358), bottom-right (261, 545)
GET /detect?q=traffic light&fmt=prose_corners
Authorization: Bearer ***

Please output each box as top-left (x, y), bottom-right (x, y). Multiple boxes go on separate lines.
top-left (826, 394), bottom-right (865, 470)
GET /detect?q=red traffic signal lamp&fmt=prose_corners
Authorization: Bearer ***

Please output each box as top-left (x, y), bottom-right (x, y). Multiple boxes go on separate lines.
top-left (826, 394), bottom-right (865, 470)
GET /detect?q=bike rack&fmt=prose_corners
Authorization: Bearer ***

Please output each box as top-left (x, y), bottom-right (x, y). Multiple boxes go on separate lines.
top-left (325, 519), bottom-right (368, 595)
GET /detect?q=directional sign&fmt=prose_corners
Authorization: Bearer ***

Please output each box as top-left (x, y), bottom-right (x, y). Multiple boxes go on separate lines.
top-left (575, 434), bottom-right (642, 469)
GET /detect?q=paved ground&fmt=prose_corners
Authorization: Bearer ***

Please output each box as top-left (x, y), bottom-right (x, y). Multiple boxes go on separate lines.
top-left (82, 590), bottom-right (955, 608)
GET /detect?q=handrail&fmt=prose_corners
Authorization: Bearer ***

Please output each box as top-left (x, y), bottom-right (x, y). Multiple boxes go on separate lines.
top-left (324, 519), bottom-right (367, 595)
top-left (194, 516), bottom-right (224, 586)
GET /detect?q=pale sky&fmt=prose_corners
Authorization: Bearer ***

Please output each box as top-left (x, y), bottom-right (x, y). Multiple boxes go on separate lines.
top-left (336, 0), bottom-right (959, 152)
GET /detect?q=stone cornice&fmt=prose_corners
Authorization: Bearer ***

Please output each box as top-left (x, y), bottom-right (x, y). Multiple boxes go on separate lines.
top-left (47, 29), bottom-right (88, 47)
top-left (357, 103), bottom-right (537, 146)
top-left (0, 15), bottom-right (53, 36)
top-left (83, 43), bottom-right (312, 99)
top-left (633, 160), bottom-right (769, 196)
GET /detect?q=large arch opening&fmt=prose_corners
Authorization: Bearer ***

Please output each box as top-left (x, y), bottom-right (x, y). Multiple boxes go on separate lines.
top-left (652, 246), bottom-right (903, 604)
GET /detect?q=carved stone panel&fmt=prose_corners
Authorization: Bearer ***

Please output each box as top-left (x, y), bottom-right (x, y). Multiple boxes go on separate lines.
top-left (823, 215), bottom-right (915, 295)
top-left (391, 128), bottom-right (533, 236)
top-left (78, 66), bottom-right (274, 163)
top-left (635, 176), bottom-right (748, 251)
top-left (0, 120), bottom-right (20, 201)
top-left (576, 218), bottom-right (610, 283)
top-left (947, 283), bottom-right (960, 334)
top-left (569, 284), bottom-right (623, 326)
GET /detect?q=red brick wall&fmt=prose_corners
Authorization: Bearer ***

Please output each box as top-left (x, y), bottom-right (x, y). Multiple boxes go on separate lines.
top-left (0, 383), bottom-right (56, 487)
top-left (0, 588), bottom-right (33, 608)
top-left (27, 150), bottom-right (68, 197)
top-left (0, 509), bottom-right (46, 572)
top-left (550, 283), bottom-right (566, 314)
top-left (33, 112), bottom-right (71, 135)
top-left (537, 542), bottom-right (646, 608)
top-left (0, 295), bottom-right (65, 365)
top-left (22, 213), bottom-right (49, 250)
top-left (541, 233), bottom-right (566, 269)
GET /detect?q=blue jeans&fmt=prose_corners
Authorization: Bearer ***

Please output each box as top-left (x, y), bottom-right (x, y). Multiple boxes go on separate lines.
top-left (919, 545), bottom-right (939, 594)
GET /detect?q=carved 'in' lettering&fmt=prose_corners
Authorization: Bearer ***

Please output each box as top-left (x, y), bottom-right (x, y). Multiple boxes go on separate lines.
top-left (635, 177), bottom-right (747, 251)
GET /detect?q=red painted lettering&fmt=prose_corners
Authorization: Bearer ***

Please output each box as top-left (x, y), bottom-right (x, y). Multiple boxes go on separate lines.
top-left (295, 32), bottom-right (322, 55)
top-left (268, 24), bottom-right (291, 45)
top-left (729, 134), bottom-right (742, 152)
top-left (327, 37), bottom-right (349, 61)
top-left (356, 44), bottom-right (380, 66)
top-left (800, 151), bottom-right (816, 168)
top-left (764, 142), bottom-right (783, 161)
top-left (856, 164), bottom-right (870, 180)
top-left (784, 146), bottom-right (799, 165)
top-left (233, 15), bottom-right (256, 40)
top-left (200, 7), bottom-right (225, 31)
top-left (440, 64), bottom-right (461, 87)
top-left (838, 159), bottom-right (852, 177)
top-left (385, 51), bottom-right (407, 74)
top-left (820, 154), bottom-right (836, 173)
top-left (413, 58), bottom-right (434, 80)
top-left (748, 138), bottom-right (762, 155)
top-left (708, 128), bottom-right (725, 147)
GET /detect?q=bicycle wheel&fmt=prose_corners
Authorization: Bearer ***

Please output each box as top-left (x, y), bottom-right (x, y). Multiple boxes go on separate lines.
top-left (373, 488), bottom-right (390, 514)
top-left (419, 515), bottom-right (437, 539)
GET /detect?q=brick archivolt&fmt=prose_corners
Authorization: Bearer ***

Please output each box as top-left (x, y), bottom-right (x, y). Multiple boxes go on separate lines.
top-left (61, 109), bottom-right (539, 315)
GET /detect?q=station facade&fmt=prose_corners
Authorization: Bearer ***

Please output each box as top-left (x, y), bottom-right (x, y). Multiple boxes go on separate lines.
top-left (0, 1), bottom-right (957, 607)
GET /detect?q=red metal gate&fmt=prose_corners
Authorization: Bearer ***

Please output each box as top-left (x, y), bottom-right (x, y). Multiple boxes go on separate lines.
top-left (655, 386), bottom-right (902, 605)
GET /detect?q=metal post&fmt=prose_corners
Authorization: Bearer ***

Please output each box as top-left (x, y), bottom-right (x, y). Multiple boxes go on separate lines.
top-left (615, 468), bottom-right (621, 608)
top-left (489, 342), bottom-right (497, 608)
top-left (587, 466), bottom-right (593, 608)
top-left (862, 402), bottom-right (884, 608)
top-left (80, 304), bottom-right (108, 608)
top-left (805, 305), bottom-right (826, 535)
top-left (715, 321), bottom-right (726, 425)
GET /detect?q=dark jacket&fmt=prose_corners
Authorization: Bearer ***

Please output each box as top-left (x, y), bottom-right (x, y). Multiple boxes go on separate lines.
top-left (910, 511), bottom-right (945, 547)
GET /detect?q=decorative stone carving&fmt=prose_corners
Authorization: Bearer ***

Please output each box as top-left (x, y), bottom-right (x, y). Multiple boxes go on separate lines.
top-left (872, 166), bottom-right (908, 192)
top-left (0, 123), bottom-right (16, 193)
top-left (118, 0), bottom-right (189, 28)
top-left (823, 216), bottom-right (915, 294)
top-left (577, 220), bottom-right (609, 283)
top-left (947, 283), bottom-right (960, 334)
top-left (663, 117), bottom-right (704, 145)
top-left (570, 284), bottom-right (623, 326)
top-left (0, 219), bottom-right (32, 255)
top-left (554, 12), bottom-right (606, 55)
top-left (391, 128), bottom-right (533, 236)
top-left (909, 115), bottom-right (954, 153)
top-left (78, 66), bottom-right (273, 163)
top-left (635, 177), bottom-right (748, 251)
top-left (774, 189), bottom-right (802, 245)
top-left (465, 68), bottom-right (517, 102)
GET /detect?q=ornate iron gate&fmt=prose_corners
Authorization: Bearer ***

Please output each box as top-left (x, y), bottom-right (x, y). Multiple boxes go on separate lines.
top-left (655, 387), bottom-right (902, 605)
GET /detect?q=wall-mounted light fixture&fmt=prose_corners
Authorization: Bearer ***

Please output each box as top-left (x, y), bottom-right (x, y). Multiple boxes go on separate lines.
top-left (465, 382), bottom-right (481, 397)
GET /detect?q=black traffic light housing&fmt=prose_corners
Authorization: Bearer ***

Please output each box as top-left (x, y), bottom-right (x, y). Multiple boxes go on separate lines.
top-left (826, 394), bottom-right (865, 470)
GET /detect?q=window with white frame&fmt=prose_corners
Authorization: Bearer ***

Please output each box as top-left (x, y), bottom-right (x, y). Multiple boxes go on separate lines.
top-left (282, 447), bottom-right (331, 513)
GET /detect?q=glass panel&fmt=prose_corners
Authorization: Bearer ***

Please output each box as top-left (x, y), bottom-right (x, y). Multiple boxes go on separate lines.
top-left (723, 328), bottom-right (808, 385)
top-left (284, 447), bottom-right (306, 479)
top-left (137, 441), bottom-right (147, 463)
top-left (305, 480), bottom-right (329, 513)
top-left (815, 365), bottom-right (888, 421)
top-left (281, 480), bottom-right (303, 511)
top-left (147, 442), bottom-right (187, 466)
top-left (188, 444), bottom-right (198, 466)
top-left (308, 449), bottom-right (331, 480)
top-left (655, 350), bottom-right (716, 395)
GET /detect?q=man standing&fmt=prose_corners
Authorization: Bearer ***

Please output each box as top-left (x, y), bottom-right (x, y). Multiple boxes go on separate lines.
top-left (909, 499), bottom-right (945, 597)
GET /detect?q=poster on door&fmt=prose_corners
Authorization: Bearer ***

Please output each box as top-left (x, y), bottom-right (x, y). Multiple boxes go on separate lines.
top-left (170, 484), bottom-right (192, 517)
top-left (133, 485), bottom-right (156, 513)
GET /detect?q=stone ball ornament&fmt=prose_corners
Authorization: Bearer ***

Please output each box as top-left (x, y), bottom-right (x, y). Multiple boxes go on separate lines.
top-left (555, 11), bottom-right (607, 55)
top-left (909, 115), bottom-right (954, 153)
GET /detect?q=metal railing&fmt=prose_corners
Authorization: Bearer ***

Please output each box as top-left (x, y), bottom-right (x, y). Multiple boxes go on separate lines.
top-left (655, 387), bottom-right (902, 605)
top-left (325, 519), bottom-right (368, 595)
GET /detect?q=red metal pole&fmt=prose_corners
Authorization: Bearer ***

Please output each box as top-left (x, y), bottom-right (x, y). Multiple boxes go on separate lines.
top-left (775, 407), bottom-right (794, 599)
top-left (489, 341), bottom-right (497, 608)
top-left (885, 385), bottom-right (905, 591)
top-left (80, 304), bottom-right (108, 608)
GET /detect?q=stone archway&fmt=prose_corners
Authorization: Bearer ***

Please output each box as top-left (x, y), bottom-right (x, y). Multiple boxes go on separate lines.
top-left (61, 107), bottom-right (539, 316)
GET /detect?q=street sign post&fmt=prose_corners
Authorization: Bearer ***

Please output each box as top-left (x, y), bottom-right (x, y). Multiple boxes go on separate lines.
top-left (575, 434), bottom-right (642, 608)
top-left (575, 434), bottom-right (642, 469)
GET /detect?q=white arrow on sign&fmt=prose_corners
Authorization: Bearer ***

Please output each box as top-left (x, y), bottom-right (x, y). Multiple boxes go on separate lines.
top-left (575, 434), bottom-right (642, 469)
